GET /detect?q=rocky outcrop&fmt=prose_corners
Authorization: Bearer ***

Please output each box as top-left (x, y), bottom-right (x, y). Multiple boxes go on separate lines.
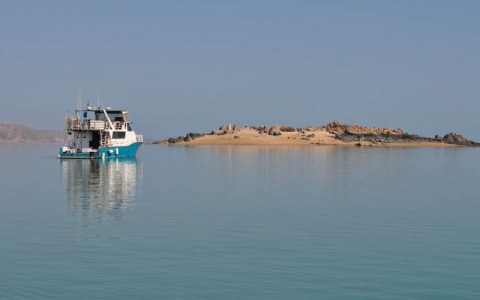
top-left (335, 131), bottom-right (480, 146)
top-left (323, 121), bottom-right (405, 136)
top-left (327, 121), bottom-right (478, 146)
top-left (163, 132), bottom-right (205, 144)
top-left (280, 126), bottom-right (297, 132)
top-left (213, 124), bottom-right (236, 135)
top-left (249, 126), bottom-right (267, 134)
top-left (443, 133), bottom-right (479, 146)
top-left (335, 132), bottom-right (432, 144)
top-left (268, 125), bottom-right (282, 136)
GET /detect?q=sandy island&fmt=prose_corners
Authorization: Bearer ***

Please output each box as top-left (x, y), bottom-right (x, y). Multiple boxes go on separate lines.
top-left (154, 122), bottom-right (478, 147)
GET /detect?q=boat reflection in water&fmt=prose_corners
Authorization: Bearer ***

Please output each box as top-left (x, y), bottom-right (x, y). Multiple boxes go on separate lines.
top-left (61, 158), bottom-right (143, 224)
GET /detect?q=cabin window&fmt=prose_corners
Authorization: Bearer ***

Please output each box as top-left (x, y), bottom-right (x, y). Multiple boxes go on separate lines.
top-left (127, 123), bottom-right (132, 131)
top-left (112, 131), bottom-right (126, 139)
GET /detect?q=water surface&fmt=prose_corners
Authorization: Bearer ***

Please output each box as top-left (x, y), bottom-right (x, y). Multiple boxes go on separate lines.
top-left (0, 143), bottom-right (479, 299)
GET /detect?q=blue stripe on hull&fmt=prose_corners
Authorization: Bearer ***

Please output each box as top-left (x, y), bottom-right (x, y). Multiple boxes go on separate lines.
top-left (58, 142), bottom-right (142, 159)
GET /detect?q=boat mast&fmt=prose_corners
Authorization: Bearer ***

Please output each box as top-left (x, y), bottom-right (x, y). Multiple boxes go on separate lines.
top-left (76, 89), bottom-right (82, 120)
top-left (96, 90), bottom-right (100, 108)
top-left (77, 89), bottom-right (82, 110)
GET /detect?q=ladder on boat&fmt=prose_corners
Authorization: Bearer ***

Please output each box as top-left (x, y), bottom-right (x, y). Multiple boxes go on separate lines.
top-left (100, 132), bottom-right (108, 147)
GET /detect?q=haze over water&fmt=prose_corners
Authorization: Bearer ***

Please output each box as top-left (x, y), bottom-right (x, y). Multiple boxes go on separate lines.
top-left (1, 143), bottom-right (479, 299)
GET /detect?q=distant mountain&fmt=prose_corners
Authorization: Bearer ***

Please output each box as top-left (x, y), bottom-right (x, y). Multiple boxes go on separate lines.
top-left (0, 121), bottom-right (63, 142)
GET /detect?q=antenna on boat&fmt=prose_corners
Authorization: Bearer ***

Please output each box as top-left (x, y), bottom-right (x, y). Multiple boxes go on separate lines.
top-left (96, 90), bottom-right (100, 108)
top-left (76, 89), bottom-right (82, 110)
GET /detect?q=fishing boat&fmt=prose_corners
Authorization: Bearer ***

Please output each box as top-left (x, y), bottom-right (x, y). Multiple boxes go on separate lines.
top-left (58, 105), bottom-right (143, 159)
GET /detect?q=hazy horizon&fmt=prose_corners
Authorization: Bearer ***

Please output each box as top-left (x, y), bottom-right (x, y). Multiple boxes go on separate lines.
top-left (1, 1), bottom-right (479, 140)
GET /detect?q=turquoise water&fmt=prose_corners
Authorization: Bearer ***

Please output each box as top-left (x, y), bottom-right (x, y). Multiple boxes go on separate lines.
top-left (1, 143), bottom-right (479, 299)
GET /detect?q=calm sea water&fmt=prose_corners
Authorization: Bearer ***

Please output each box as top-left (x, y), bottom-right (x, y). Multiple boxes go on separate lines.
top-left (0, 143), bottom-right (479, 299)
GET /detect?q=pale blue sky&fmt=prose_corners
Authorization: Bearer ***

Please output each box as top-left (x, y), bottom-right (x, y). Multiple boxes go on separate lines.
top-left (1, 0), bottom-right (479, 139)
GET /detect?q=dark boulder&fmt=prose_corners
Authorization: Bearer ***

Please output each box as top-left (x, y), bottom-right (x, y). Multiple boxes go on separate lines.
top-left (268, 126), bottom-right (282, 136)
top-left (443, 133), bottom-right (479, 146)
top-left (280, 126), bottom-right (296, 132)
top-left (167, 136), bottom-right (185, 144)
top-left (270, 131), bottom-right (282, 136)
top-left (187, 132), bottom-right (204, 140)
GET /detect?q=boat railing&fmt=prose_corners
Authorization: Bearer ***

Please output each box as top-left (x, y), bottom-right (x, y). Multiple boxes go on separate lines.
top-left (66, 118), bottom-right (108, 131)
top-left (65, 118), bottom-right (81, 130)
top-left (136, 135), bottom-right (144, 143)
top-left (90, 120), bottom-right (106, 130)
top-left (104, 122), bottom-right (123, 130)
